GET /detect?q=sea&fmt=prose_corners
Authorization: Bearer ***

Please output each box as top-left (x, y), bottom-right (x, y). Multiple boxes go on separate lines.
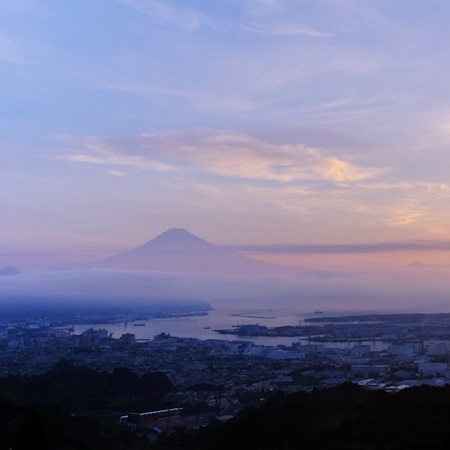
top-left (69, 305), bottom-right (392, 351)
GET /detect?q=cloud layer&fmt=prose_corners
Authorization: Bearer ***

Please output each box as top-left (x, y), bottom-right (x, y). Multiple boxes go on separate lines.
top-left (2, 266), bottom-right (450, 317)
top-left (237, 241), bottom-right (450, 255)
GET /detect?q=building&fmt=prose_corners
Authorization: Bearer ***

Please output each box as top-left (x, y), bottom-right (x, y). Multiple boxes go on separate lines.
top-left (351, 364), bottom-right (390, 378)
top-left (119, 333), bottom-right (136, 344)
top-left (417, 362), bottom-right (448, 376)
top-left (388, 342), bottom-right (422, 359)
top-left (425, 342), bottom-right (448, 356)
top-left (351, 345), bottom-right (371, 358)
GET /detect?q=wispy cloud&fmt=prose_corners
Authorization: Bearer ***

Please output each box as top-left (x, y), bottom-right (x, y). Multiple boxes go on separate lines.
top-left (246, 23), bottom-right (332, 37)
top-left (52, 131), bottom-right (384, 184)
top-left (119, 0), bottom-right (211, 32)
top-left (105, 82), bottom-right (187, 100)
top-left (316, 157), bottom-right (382, 182)
top-left (104, 169), bottom-right (126, 177)
top-left (56, 153), bottom-right (173, 172)
top-left (138, 131), bottom-right (385, 183)
top-left (387, 212), bottom-right (423, 227)
top-left (51, 135), bottom-right (175, 172)
top-left (0, 33), bottom-right (24, 63)
top-left (0, 0), bottom-right (48, 16)
top-left (120, 0), bottom-right (330, 40)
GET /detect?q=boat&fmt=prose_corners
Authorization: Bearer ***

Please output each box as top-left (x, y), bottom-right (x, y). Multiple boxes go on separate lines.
top-left (134, 323), bottom-right (146, 326)
top-left (314, 311), bottom-right (324, 315)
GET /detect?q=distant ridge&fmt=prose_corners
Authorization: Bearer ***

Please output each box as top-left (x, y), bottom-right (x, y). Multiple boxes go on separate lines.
top-left (405, 261), bottom-right (430, 268)
top-left (404, 261), bottom-right (450, 269)
top-left (95, 228), bottom-right (283, 274)
top-left (0, 266), bottom-right (21, 276)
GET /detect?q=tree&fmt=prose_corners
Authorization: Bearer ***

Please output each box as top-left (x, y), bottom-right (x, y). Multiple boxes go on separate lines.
top-left (15, 410), bottom-right (48, 450)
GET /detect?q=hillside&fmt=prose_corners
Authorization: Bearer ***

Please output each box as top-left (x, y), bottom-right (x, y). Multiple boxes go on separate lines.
top-left (155, 383), bottom-right (450, 450)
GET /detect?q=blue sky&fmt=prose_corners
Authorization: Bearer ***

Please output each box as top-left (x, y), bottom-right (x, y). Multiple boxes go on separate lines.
top-left (2, 0), bottom-right (450, 268)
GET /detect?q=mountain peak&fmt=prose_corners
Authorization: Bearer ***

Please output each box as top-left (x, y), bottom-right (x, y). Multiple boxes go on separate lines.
top-left (154, 227), bottom-right (204, 242)
top-left (405, 261), bottom-right (428, 268)
top-left (158, 227), bottom-right (190, 235)
top-left (133, 228), bottom-right (216, 253)
top-left (95, 228), bottom-right (281, 274)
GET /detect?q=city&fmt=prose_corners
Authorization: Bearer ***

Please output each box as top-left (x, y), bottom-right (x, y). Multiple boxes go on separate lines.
top-left (3, 312), bottom-right (450, 433)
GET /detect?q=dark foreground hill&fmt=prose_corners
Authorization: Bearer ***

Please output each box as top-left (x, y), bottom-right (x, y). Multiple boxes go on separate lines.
top-left (5, 369), bottom-right (450, 449)
top-left (0, 361), bottom-right (172, 450)
top-left (156, 383), bottom-right (450, 450)
top-left (1, 360), bottom-right (172, 412)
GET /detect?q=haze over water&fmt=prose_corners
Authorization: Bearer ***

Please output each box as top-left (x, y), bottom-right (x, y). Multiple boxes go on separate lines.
top-left (3, 229), bottom-right (450, 318)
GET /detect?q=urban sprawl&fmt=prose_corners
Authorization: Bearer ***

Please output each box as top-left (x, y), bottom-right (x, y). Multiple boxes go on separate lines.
top-left (3, 312), bottom-right (450, 434)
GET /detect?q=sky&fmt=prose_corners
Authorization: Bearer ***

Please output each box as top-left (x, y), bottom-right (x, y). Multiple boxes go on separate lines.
top-left (2, 0), bottom-right (450, 270)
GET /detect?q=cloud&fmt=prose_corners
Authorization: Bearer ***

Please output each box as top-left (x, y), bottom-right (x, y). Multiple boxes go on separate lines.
top-left (0, 33), bottom-right (24, 63)
top-left (0, 0), bottom-right (47, 16)
top-left (119, 0), bottom-right (210, 32)
top-left (52, 131), bottom-right (384, 184)
top-left (104, 169), bottom-right (126, 177)
top-left (142, 132), bottom-right (385, 182)
top-left (51, 135), bottom-right (175, 172)
top-left (120, 0), bottom-right (330, 39)
top-left (139, 131), bottom-right (385, 183)
top-left (316, 157), bottom-right (382, 182)
top-left (236, 240), bottom-right (450, 255)
top-left (387, 212), bottom-right (423, 227)
top-left (247, 23), bottom-right (332, 37)
top-left (250, 0), bottom-right (278, 4)
top-left (56, 153), bottom-right (173, 172)
top-left (105, 82), bottom-right (188, 101)
top-left (40, 128), bottom-right (450, 244)
top-left (2, 267), bottom-right (450, 317)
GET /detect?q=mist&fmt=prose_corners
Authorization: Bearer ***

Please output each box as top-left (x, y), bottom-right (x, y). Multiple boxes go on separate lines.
top-left (2, 265), bottom-right (450, 318)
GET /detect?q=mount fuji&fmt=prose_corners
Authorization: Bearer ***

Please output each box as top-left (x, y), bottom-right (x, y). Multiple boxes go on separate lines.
top-left (95, 228), bottom-right (281, 274)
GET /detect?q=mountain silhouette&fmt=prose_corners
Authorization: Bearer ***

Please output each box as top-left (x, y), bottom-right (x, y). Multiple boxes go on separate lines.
top-left (129, 228), bottom-right (216, 253)
top-left (95, 228), bottom-right (281, 274)
top-left (405, 261), bottom-right (429, 268)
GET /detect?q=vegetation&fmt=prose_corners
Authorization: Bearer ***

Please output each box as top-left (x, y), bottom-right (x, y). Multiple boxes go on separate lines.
top-left (155, 383), bottom-right (450, 450)
top-left (0, 360), bottom-right (172, 449)
top-left (4, 362), bottom-right (450, 449)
